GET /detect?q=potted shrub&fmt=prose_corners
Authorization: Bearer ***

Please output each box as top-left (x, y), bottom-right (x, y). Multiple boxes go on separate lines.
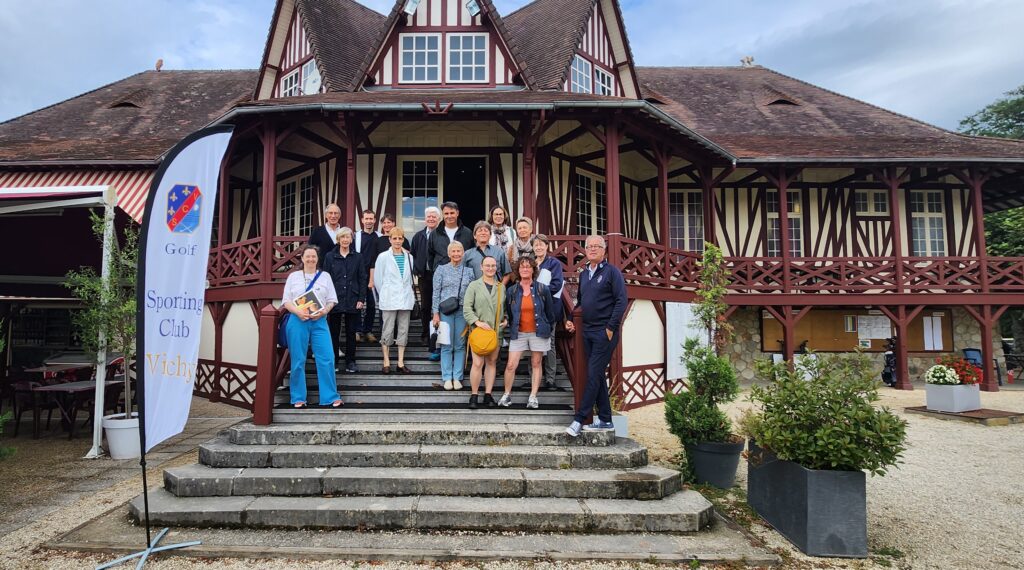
top-left (664, 244), bottom-right (743, 489)
top-left (743, 353), bottom-right (908, 558)
top-left (924, 355), bottom-right (982, 413)
top-left (66, 212), bottom-right (140, 459)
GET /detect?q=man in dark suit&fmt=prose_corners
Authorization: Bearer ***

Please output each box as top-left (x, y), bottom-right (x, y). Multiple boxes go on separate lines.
top-left (427, 201), bottom-right (474, 271)
top-left (307, 203), bottom-right (342, 267)
top-left (412, 206), bottom-right (441, 356)
top-left (354, 209), bottom-right (380, 342)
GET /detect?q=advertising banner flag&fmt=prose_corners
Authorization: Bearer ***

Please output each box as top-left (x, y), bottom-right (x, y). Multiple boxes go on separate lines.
top-left (136, 126), bottom-right (233, 452)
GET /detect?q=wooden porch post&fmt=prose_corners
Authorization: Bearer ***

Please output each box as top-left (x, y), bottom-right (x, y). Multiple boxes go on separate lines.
top-left (343, 116), bottom-right (358, 228)
top-left (881, 167), bottom-right (906, 293)
top-left (259, 119), bottom-right (278, 281)
top-left (879, 305), bottom-right (924, 391)
top-left (764, 306), bottom-right (809, 363)
top-left (963, 305), bottom-right (1008, 392)
top-left (656, 147), bottom-right (670, 245)
top-left (967, 169), bottom-right (990, 293)
top-left (522, 115), bottom-right (537, 222)
top-left (761, 167), bottom-right (792, 293)
top-left (604, 120), bottom-right (622, 236)
top-left (253, 304), bottom-right (278, 425)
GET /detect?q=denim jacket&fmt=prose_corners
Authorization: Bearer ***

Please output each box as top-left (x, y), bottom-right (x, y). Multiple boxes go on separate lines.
top-left (505, 281), bottom-right (557, 340)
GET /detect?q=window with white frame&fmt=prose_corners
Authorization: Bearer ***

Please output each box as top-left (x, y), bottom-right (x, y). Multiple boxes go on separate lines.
top-left (400, 160), bottom-right (439, 235)
top-left (909, 190), bottom-right (946, 256)
top-left (570, 55), bottom-right (592, 94)
top-left (280, 69), bottom-right (301, 97)
top-left (278, 174), bottom-right (315, 236)
top-left (400, 34), bottom-right (441, 83)
top-left (594, 67), bottom-right (614, 96)
top-left (448, 34), bottom-right (488, 83)
top-left (576, 173), bottom-right (607, 235)
top-left (766, 190), bottom-right (802, 257)
top-left (668, 191), bottom-right (704, 252)
top-left (854, 189), bottom-right (889, 215)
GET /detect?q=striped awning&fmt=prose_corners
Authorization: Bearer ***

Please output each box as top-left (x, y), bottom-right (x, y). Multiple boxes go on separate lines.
top-left (0, 169), bottom-right (155, 222)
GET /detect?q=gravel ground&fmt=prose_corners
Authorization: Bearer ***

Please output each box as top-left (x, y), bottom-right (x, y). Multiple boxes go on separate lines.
top-left (1, 388), bottom-right (1022, 569)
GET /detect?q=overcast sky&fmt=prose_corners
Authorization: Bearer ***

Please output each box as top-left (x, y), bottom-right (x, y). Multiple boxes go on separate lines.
top-left (1, 0), bottom-right (1022, 130)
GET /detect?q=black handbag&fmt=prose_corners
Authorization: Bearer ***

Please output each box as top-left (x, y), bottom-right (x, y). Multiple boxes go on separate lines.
top-left (439, 266), bottom-right (468, 315)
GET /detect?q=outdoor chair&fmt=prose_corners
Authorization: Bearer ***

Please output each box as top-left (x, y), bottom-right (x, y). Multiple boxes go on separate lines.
top-left (963, 348), bottom-right (1002, 386)
top-left (11, 381), bottom-right (55, 437)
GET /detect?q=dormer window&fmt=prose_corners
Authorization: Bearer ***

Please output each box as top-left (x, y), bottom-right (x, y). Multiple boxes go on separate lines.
top-left (594, 67), bottom-right (614, 96)
top-left (570, 55), bottom-right (592, 94)
top-left (280, 69), bottom-right (301, 97)
top-left (448, 34), bottom-right (488, 83)
top-left (400, 34), bottom-right (441, 83)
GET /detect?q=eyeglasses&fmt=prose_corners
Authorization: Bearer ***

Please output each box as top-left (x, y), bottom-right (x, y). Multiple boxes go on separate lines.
top-left (585, 245), bottom-right (606, 250)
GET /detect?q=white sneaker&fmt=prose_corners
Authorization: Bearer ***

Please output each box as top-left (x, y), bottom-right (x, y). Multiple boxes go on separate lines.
top-left (497, 393), bottom-right (513, 407)
top-left (452, 380), bottom-right (463, 390)
top-left (443, 380), bottom-right (453, 391)
top-left (565, 421), bottom-right (582, 437)
top-left (526, 396), bottom-right (539, 409)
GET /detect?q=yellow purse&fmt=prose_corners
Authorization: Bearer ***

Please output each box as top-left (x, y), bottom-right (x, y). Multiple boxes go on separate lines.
top-left (468, 282), bottom-right (502, 356)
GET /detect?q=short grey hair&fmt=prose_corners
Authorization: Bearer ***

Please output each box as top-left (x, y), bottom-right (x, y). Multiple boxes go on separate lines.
top-left (335, 226), bottom-right (353, 243)
top-left (472, 220), bottom-right (492, 235)
top-left (324, 203), bottom-right (341, 215)
top-left (447, 240), bottom-right (465, 254)
top-left (585, 235), bottom-right (606, 249)
top-left (424, 206), bottom-right (441, 217)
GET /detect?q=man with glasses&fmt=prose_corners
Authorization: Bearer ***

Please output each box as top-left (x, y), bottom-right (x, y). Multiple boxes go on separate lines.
top-left (564, 235), bottom-right (626, 437)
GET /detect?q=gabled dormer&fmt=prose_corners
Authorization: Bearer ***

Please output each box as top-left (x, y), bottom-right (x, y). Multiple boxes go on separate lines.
top-left (359, 0), bottom-right (529, 89)
top-left (504, 0), bottom-right (641, 98)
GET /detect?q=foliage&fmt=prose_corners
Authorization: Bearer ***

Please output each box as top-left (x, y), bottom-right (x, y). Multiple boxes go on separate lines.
top-left (925, 356), bottom-right (981, 385)
top-left (64, 211), bottom-right (138, 412)
top-left (745, 352), bottom-right (908, 476)
top-left (693, 244), bottom-right (734, 351)
top-left (960, 84), bottom-right (1024, 350)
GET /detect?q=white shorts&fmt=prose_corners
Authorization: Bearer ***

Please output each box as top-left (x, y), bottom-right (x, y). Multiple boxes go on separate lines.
top-left (509, 332), bottom-right (551, 353)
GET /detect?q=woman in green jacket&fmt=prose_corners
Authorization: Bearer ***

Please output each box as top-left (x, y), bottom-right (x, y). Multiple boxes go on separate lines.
top-left (462, 255), bottom-right (506, 409)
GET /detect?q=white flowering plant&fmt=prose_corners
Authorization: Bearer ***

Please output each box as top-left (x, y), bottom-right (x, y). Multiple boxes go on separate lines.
top-left (923, 364), bottom-right (960, 385)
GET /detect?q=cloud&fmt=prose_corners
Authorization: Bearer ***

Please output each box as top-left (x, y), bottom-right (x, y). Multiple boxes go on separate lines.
top-left (1, 0), bottom-right (1021, 130)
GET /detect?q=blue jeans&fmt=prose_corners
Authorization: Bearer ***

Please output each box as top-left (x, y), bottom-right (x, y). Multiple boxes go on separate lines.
top-left (573, 328), bottom-right (617, 424)
top-left (440, 311), bottom-right (467, 381)
top-left (286, 316), bottom-right (340, 405)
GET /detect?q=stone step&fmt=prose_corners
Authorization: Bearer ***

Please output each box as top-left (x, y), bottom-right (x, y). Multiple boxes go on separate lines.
top-left (198, 438), bottom-right (646, 470)
top-left (272, 407), bottom-right (573, 425)
top-left (283, 376), bottom-right (571, 389)
top-left (275, 390), bottom-right (576, 406)
top-left (131, 488), bottom-right (713, 533)
top-left (227, 422), bottom-right (614, 447)
top-left (163, 464), bottom-right (681, 500)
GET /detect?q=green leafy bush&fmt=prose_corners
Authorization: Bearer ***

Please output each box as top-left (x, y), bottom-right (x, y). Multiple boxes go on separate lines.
top-left (746, 353), bottom-right (908, 476)
top-left (665, 338), bottom-right (740, 445)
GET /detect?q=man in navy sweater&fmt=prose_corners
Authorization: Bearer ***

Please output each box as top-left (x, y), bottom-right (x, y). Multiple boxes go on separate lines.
top-left (565, 235), bottom-right (627, 437)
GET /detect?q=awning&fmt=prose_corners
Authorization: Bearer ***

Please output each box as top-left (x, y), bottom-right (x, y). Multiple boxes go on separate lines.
top-left (0, 169), bottom-right (155, 222)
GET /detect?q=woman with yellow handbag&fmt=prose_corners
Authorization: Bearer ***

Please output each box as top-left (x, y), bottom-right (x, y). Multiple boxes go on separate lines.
top-left (462, 256), bottom-right (506, 409)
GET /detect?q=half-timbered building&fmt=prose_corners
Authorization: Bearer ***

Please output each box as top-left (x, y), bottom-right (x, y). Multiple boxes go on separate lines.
top-left (5, 0), bottom-right (1024, 422)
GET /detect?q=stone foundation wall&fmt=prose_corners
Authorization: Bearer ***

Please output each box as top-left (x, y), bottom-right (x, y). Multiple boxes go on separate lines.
top-left (724, 307), bottom-right (1005, 383)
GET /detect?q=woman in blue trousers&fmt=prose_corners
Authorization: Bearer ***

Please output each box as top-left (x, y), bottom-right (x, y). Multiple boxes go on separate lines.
top-left (282, 244), bottom-right (342, 408)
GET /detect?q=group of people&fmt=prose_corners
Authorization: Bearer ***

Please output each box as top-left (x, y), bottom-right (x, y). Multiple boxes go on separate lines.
top-left (283, 201), bottom-right (627, 436)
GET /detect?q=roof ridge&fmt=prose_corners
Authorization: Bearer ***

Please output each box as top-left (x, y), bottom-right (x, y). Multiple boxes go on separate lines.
top-left (0, 71), bottom-right (148, 127)
top-left (479, 0), bottom-right (536, 88)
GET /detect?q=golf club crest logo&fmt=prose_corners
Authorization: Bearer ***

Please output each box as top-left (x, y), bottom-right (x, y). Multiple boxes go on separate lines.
top-left (166, 184), bottom-right (202, 233)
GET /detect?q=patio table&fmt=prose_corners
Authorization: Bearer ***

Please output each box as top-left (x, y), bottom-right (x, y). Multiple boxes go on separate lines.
top-left (32, 380), bottom-right (119, 440)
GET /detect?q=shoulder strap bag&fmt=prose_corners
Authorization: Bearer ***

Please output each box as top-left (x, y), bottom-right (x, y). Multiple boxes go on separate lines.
top-left (278, 271), bottom-right (321, 348)
top-left (438, 265), bottom-right (468, 316)
top-left (468, 281), bottom-right (502, 356)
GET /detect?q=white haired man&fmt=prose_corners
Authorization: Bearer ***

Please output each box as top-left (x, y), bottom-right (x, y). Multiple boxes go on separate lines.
top-left (412, 206), bottom-right (442, 359)
top-left (307, 203), bottom-right (343, 268)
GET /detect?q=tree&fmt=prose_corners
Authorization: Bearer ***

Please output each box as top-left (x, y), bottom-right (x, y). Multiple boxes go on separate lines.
top-left (960, 84), bottom-right (1024, 355)
top-left (65, 212), bottom-right (138, 413)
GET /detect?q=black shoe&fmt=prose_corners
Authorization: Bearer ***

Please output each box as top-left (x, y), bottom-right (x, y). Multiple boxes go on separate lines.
top-left (468, 394), bottom-right (479, 410)
top-left (482, 393), bottom-right (497, 408)
top-left (542, 379), bottom-right (558, 391)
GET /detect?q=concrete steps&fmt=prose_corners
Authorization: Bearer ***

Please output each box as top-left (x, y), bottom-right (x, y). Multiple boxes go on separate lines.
top-left (271, 407), bottom-right (573, 424)
top-left (136, 422), bottom-right (715, 534)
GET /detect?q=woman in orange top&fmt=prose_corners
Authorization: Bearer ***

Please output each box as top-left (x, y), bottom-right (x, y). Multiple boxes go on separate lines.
top-left (498, 256), bottom-right (557, 409)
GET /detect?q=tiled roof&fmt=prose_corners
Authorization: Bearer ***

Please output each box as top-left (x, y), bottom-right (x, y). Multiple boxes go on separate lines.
top-left (0, 70), bottom-right (257, 164)
top-left (236, 88), bottom-right (626, 107)
top-left (503, 0), bottom-right (597, 90)
top-left (296, 0), bottom-right (386, 92)
top-left (637, 66), bottom-right (1024, 161)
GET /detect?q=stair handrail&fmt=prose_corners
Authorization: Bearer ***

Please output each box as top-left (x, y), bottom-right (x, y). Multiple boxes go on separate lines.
top-left (254, 304), bottom-right (289, 425)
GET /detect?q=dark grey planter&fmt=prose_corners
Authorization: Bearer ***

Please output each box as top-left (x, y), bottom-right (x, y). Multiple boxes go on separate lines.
top-left (686, 439), bottom-right (744, 489)
top-left (747, 442), bottom-right (867, 558)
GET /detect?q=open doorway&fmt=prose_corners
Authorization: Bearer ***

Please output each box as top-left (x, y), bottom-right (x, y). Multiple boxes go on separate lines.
top-left (443, 157), bottom-right (487, 229)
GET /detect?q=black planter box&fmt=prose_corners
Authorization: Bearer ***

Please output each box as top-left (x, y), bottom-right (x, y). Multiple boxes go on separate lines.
top-left (747, 444), bottom-right (867, 558)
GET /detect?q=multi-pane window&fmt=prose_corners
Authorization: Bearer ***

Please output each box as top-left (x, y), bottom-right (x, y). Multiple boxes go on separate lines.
top-left (400, 160), bottom-right (439, 235)
top-left (910, 190), bottom-right (946, 256)
top-left (668, 191), bottom-right (704, 252)
top-left (854, 189), bottom-right (889, 215)
top-left (278, 174), bottom-right (315, 236)
top-left (448, 34), bottom-right (487, 83)
top-left (576, 173), bottom-right (607, 235)
top-left (280, 69), bottom-right (300, 97)
top-left (400, 34), bottom-right (441, 83)
top-left (570, 55), bottom-right (592, 94)
top-left (594, 67), bottom-right (614, 96)
top-left (766, 190), bottom-right (802, 257)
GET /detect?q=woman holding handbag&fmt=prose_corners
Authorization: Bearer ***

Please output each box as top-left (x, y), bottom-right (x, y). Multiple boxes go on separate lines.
top-left (431, 241), bottom-right (473, 391)
top-left (282, 244), bottom-right (342, 408)
top-left (462, 256), bottom-right (506, 409)
top-left (375, 227), bottom-right (416, 374)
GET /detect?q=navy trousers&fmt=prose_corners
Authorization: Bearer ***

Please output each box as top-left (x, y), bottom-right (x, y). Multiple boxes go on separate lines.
top-left (573, 328), bottom-right (618, 424)
top-left (359, 287), bottom-right (376, 334)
